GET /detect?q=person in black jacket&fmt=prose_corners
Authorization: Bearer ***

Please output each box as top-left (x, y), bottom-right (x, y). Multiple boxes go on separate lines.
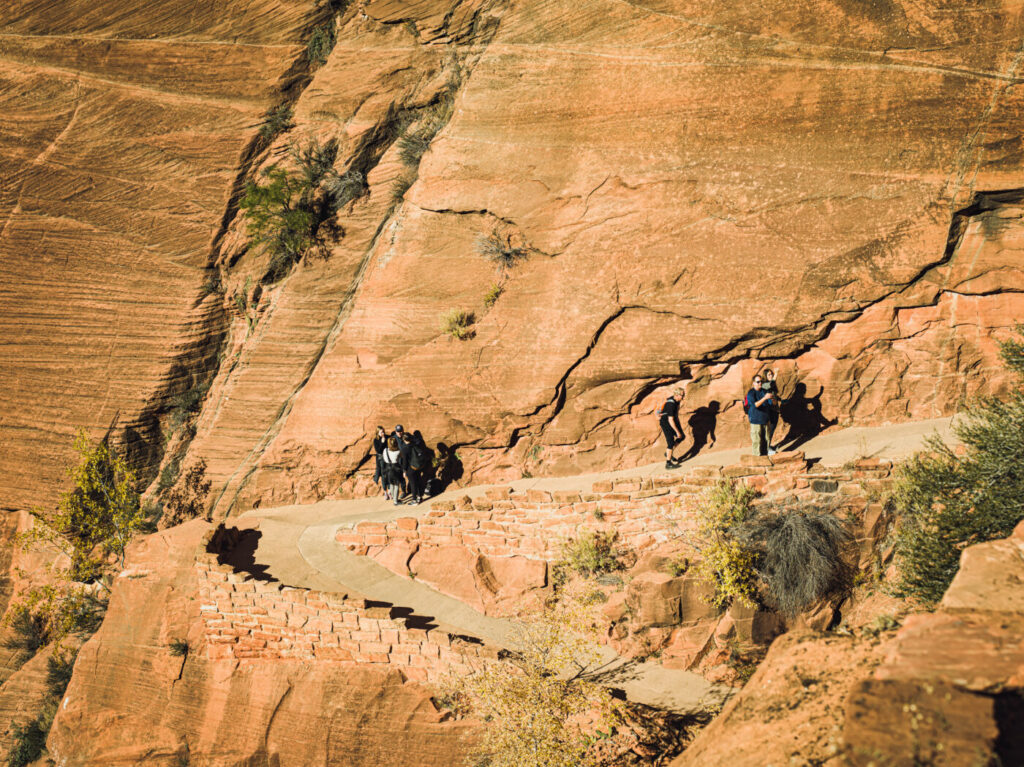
top-left (371, 425), bottom-right (389, 499)
top-left (659, 388), bottom-right (685, 468)
top-left (401, 432), bottom-right (430, 505)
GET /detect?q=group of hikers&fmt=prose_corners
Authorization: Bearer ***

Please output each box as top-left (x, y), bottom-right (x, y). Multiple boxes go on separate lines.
top-left (371, 425), bottom-right (462, 505)
top-left (373, 370), bottom-right (826, 501)
top-left (660, 369), bottom-right (811, 468)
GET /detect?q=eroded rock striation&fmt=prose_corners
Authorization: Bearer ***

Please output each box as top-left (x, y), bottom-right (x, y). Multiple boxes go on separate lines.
top-left (2, 2), bottom-right (1024, 514)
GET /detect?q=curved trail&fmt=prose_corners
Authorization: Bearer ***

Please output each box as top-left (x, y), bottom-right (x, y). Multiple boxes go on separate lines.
top-left (239, 417), bottom-right (956, 713)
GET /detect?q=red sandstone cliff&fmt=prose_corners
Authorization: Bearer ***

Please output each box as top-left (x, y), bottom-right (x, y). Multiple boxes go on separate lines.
top-left (1, 1), bottom-right (1023, 518)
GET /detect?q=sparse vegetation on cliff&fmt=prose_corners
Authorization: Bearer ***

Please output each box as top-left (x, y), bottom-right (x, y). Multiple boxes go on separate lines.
top-left (258, 104), bottom-right (293, 140)
top-left (892, 331), bottom-right (1024, 604)
top-left (441, 309), bottom-right (475, 340)
top-left (437, 592), bottom-right (622, 767)
top-left (477, 229), bottom-right (529, 271)
top-left (161, 459), bottom-right (212, 527)
top-left (558, 531), bottom-right (622, 579)
top-left (239, 139), bottom-right (365, 282)
top-left (484, 282), bottom-right (503, 307)
top-left (306, 23), bottom-right (336, 65)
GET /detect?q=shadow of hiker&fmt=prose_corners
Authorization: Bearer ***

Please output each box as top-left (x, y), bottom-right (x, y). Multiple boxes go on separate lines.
top-left (679, 401), bottom-right (720, 462)
top-left (777, 383), bottom-right (836, 451)
top-left (433, 442), bottom-right (464, 494)
top-left (208, 527), bottom-right (277, 582)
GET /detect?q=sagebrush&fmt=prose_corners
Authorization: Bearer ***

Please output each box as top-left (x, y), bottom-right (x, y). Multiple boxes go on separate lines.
top-left (476, 229), bottom-right (529, 270)
top-left (892, 331), bottom-right (1024, 604)
top-left (441, 309), bottom-right (475, 340)
top-left (739, 499), bottom-right (852, 618)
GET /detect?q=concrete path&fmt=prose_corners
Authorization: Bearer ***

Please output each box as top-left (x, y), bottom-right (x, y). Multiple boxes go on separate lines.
top-left (239, 416), bottom-right (957, 713)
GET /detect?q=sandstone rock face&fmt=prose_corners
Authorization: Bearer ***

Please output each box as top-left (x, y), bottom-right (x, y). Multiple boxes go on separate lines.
top-left (3, 1), bottom-right (1024, 516)
top-left (47, 520), bottom-right (475, 767)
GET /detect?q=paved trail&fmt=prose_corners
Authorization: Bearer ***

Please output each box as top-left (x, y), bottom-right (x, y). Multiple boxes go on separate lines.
top-left (239, 417), bottom-right (955, 713)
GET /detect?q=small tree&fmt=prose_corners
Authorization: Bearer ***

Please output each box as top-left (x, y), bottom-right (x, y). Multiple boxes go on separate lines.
top-left (892, 331), bottom-right (1024, 604)
top-left (439, 593), bottom-right (621, 767)
top-left (22, 431), bottom-right (145, 580)
top-left (692, 480), bottom-right (760, 609)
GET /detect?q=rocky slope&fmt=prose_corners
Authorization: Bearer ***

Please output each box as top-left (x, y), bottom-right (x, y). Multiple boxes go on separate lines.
top-left (1, 1), bottom-right (1023, 517)
top-left (671, 521), bottom-right (1024, 766)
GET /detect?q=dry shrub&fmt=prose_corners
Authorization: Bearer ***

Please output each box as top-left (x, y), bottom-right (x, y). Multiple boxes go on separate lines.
top-left (161, 459), bottom-right (212, 528)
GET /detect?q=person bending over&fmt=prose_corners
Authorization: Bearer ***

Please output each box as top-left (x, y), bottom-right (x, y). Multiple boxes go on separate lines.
top-left (658, 388), bottom-right (685, 468)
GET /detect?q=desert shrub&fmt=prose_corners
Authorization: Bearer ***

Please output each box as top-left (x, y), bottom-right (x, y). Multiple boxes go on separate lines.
top-left (397, 93), bottom-right (455, 168)
top-left (391, 173), bottom-right (415, 202)
top-left (476, 230), bottom-right (529, 270)
top-left (693, 480), bottom-right (760, 609)
top-left (158, 456), bottom-right (181, 493)
top-left (168, 639), bottom-right (189, 657)
top-left (161, 459), bottom-right (212, 527)
top-left (7, 707), bottom-right (52, 767)
top-left (46, 647), bottom-right (78, 698)
top-left (441, 309), bottom-right (475, 340)
top-left (892, 331), bottom-right (1024, 604)
top-left (22, 431), bottom-right (144, 579)
top-left (483, 282), bottom-right (504, 308)
top-left (239, 139), bottom-right (360, 282)
top-left (437, 592), bottom-right (621, 767)
top-left (559, 531), bottom-right (622, 578)
top-left (167, 379), bottom-right (211, 435)
top-left (738, 501), bottom-right (852, 618)
top-left (306, 23), bottom-right (335, 64)
top-left (258, 104), bottom-right (293, 140)
top-left (1, 604), bottom-right (47, 655)
top-left (199, 271), bottom-right (222, 298)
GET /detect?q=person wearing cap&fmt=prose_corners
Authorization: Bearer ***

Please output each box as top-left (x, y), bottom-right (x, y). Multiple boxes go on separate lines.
top-left (658, 388), bottom-right (685, 469)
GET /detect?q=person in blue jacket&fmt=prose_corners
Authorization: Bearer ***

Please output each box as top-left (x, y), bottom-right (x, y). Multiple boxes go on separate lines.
top-left (745, 373), bottom-right (775, 456)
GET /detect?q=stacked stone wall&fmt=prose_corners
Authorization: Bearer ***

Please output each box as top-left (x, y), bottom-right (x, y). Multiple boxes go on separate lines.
top-left (336, 452), bottom-right (895, 563)
top-left (194, 529), bottom-right (498, 680)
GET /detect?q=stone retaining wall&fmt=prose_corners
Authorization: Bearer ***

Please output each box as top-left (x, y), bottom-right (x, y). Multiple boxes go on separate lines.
top-left (194, 527), bottom-right (498, 681)
top-left (336, 452), bottom-right (895, 565)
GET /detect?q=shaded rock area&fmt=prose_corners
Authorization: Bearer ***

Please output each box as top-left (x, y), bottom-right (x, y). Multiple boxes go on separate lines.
top-left (2, 1), bottom-right (1024, 517)
top-left (46, 520), bottom-right (475, 767)
top-left (671, 522), bottom-right (1024, 766)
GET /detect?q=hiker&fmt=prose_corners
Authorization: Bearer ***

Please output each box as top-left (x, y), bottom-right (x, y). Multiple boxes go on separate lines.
top-left (381, 436), bottom-right (406, 506)
top-left (392, 424), bottom-right (410, 494)
top-left (658, 388), bottom-right (685, 468)
top-left (763, 369), bottom-right (781, 455)
top-left (372, 425), bottom-right (390, 499)
top-left (402, 432), bottom-right (429, 505)
top-left (744, 373), bottom-right (775, 456)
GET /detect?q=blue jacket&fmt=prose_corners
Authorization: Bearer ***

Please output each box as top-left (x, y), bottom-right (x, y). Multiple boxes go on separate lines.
top-left (746, 388), bottom-right (773, 425)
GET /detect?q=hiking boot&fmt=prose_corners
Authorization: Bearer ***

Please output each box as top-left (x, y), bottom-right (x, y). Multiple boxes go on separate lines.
top-left (665, 460), bottom-right (676, 469)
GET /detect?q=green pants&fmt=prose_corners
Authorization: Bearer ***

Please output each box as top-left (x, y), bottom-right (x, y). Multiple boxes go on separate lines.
top-left (750, 423), bottom-right (769, 456)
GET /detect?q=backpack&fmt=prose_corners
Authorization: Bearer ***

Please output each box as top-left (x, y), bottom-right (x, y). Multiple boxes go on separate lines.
top-left (409, 444), bottom-right (428, 471)
top-left (656, 398), bottom-right (672, 418)
top-left (742, 394), bottom-right (750, 414)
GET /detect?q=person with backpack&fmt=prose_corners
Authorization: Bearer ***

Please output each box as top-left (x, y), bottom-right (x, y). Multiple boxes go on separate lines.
top-left (744, 372), bottom-right (775, 456)
top-left (381, 436), bottom-right (406, 506)
top-left (402, 432), bottom-right (429, 504)
top-left (371, 425), bottom-right (390, 499)
top-left (658, 388), bottom-right (685, 469)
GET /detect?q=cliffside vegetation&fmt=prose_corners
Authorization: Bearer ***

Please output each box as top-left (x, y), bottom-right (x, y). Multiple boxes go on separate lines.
top-left (892, 330), bottom-right (1024, 604)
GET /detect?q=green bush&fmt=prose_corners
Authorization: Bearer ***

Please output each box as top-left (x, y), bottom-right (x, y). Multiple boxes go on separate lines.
top-left (483, 282), bottom-right (503, 308)
top-left (239, 139), bottom-right (360, 282)
top-left (441, 309), bottom-right (475, 340)
top-left (559, 531), bottom-right (621, 578)
top-left (892, 332), bottom-right (1024, 604)
top-left (693, 480), bottom-right (760, 609)
top-left (1, 605), bottom-right (47, 655)
top-left (7, 709), bottom-right (51, 767)
top-left (258, 104), bottom-right (293, 140)
top-left (739, 500), bottom-right (852, 618)
top-left (307, 23), bottom-right (336, 65)
top-left (46, 647), bottom-right (78, 698)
